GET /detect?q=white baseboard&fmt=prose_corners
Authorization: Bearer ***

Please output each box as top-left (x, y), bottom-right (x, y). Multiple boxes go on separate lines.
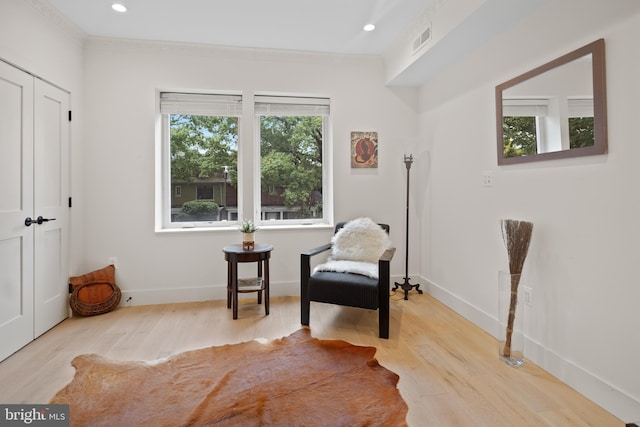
top-left (118, 280), bottom-right (300, 307)
top-left (525, 338), bottom-right (640, 423)
top-left (419, 275), bottom-right (640, 423)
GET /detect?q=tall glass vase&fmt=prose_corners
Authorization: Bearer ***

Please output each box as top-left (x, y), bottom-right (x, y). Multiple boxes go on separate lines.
top-left (498, 270), bottom-right (525, 367)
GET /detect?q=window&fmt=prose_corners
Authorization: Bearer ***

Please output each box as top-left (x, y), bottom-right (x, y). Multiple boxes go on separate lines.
top-left (567, 97), bottom-right (595, 149)
top-left (503, 96), bottom-right (595, 156)
top-left (159, 92), bottom-right (241, 227)
top-left (502, 98), bottom-right (548, 157)
top-left (196, 185), bottom-right (214, 200)
top-left (157, 92), bottom-right (332, 231)
top-left (255, 96), bottom-right (330, 225)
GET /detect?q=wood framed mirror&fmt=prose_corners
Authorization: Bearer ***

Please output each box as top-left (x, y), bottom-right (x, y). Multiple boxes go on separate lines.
top-left (496, 39), bottom-right (607, 165)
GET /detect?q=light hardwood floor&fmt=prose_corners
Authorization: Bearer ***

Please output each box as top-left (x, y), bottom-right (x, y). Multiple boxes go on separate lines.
top-left (0, 291), bottom-right (623, 426)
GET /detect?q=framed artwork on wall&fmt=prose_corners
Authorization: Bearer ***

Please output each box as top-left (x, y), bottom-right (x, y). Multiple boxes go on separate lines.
top-left (351, 131), bottom-right (378, 168)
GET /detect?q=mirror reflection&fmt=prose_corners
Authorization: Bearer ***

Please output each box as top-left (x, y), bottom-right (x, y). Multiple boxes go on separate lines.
top-left (496, 39), bottom-right (607, 165)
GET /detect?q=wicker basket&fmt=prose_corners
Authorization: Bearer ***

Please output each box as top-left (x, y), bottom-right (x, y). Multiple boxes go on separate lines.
top-left (70, 281), bottom-right (122, 316)
top-left (69, 265), bottom-right (122, 316)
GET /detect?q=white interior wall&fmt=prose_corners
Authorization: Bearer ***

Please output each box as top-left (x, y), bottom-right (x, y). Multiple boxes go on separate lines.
top-left (82, 38), bottom-right (419, 304)
top-left (417, 0), bottom-right (640, 420)
top-left (0, 0), bottom-right (85, 278)
top-left (5, 0), bottom-right (638, 421)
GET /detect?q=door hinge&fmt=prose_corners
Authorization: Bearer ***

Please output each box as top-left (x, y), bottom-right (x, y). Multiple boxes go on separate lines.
top-left (68, 110), bottom-right (72, 122)
top-left (68, 197), bottom-right (72, 208)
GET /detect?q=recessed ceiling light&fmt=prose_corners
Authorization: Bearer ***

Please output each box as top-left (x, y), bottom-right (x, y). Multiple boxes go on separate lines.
top-left (112, 3), bottom-right (127, 13)
top-left (363, 24), bottom-right (376, 32)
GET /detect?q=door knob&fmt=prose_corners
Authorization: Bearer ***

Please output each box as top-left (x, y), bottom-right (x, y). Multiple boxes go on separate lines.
top-left (36, 216), bottom-right (56, 224)
top-left (24, 216), bottom-right (56, 226)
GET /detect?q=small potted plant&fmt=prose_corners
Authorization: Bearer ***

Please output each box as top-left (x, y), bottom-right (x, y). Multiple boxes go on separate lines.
top-left (239, 219), bottom-right (258, 250)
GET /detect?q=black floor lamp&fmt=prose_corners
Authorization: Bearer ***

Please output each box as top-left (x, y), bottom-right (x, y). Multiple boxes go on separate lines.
top-left (393, 154), bottom-right (423, 300)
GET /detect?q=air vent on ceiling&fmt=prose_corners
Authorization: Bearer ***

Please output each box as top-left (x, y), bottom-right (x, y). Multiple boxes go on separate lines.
top-left (412, 24), bottom-right (432, 54)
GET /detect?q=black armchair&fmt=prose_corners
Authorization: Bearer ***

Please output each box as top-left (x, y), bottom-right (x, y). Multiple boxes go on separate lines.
top-left (300, 221), bottom-right (395, 339)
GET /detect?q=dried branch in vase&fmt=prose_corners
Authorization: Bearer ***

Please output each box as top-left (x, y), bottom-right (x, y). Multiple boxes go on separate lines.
top-left (500, 219), bottom-right (533, 359)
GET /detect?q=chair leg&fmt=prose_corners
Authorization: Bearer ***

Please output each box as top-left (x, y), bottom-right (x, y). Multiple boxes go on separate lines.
top-left (301, 254), bottom-right (311, 325)
top-left (301, 299), bottom-right (310, 326)
top-left (378, 305), bottom-right (389, 339)
top-left (378, 257), bottom-right (391, 339)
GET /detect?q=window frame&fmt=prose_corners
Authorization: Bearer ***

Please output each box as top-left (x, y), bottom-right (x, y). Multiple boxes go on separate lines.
top-left (157, 91), bottom-right (242, 231)
top-left (155, 91), bottom-right (333, 233)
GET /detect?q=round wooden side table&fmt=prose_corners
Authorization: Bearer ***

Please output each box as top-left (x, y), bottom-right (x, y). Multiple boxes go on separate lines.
top-left (223, 243), bottom-right (273, 319)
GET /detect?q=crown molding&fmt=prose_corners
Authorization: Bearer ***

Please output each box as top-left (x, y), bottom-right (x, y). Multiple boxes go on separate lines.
top-left (22, 0), bottom-right (86, 45)
top-left (86, 36), bottom-right (381, 66)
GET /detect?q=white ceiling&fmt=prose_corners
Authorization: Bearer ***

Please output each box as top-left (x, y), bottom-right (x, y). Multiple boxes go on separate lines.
top-left (46, 0), bottom-right (438, 56)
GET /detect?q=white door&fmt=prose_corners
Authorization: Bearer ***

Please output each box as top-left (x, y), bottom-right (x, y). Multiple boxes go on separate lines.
top-left (0, 61), bottom-right (35, 362)
top-left (33, 78), bottom-right (70, 337)
top-left (0, 62), bottom-right (70, 361)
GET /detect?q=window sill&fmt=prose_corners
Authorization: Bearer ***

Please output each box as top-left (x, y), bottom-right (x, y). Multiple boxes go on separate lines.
top-left (155, 222), bottom-right (333, 234)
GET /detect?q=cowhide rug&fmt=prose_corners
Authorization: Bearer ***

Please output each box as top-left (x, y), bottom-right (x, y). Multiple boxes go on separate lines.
top-left (50, 329), bottom-right (408, 426)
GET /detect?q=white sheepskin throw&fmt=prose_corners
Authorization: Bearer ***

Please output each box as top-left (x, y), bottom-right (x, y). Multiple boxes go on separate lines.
top-left (330, 217), bottom-right (392, 263)
top-left (313, 260), bottom-right (379, 279)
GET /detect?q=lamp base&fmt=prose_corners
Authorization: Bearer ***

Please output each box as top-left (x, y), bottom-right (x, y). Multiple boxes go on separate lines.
top-left (393, 277), bottom-right (423, 300)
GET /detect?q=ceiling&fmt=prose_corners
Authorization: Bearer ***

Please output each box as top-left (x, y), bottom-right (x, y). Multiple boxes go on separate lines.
top-left (46, 0), bottom-right (439, 56)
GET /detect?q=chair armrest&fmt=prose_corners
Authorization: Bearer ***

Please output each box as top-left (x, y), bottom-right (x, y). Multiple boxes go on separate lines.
top-left (377, 247), bottom-right (395, 339)
top-left (378, 247), bottom-right (395, 288)
top-left (301, 242), bottom-right (332, 325)
top-left (301, 243), bottom-right (332, 258)
top-left (301, 243), bottom-right (331, 293)
top-left (379, 247), bottom-right (395, 263)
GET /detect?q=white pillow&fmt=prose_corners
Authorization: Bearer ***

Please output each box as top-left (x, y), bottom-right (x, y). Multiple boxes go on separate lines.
top-left (330, 217), bottom-right (392, 263)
